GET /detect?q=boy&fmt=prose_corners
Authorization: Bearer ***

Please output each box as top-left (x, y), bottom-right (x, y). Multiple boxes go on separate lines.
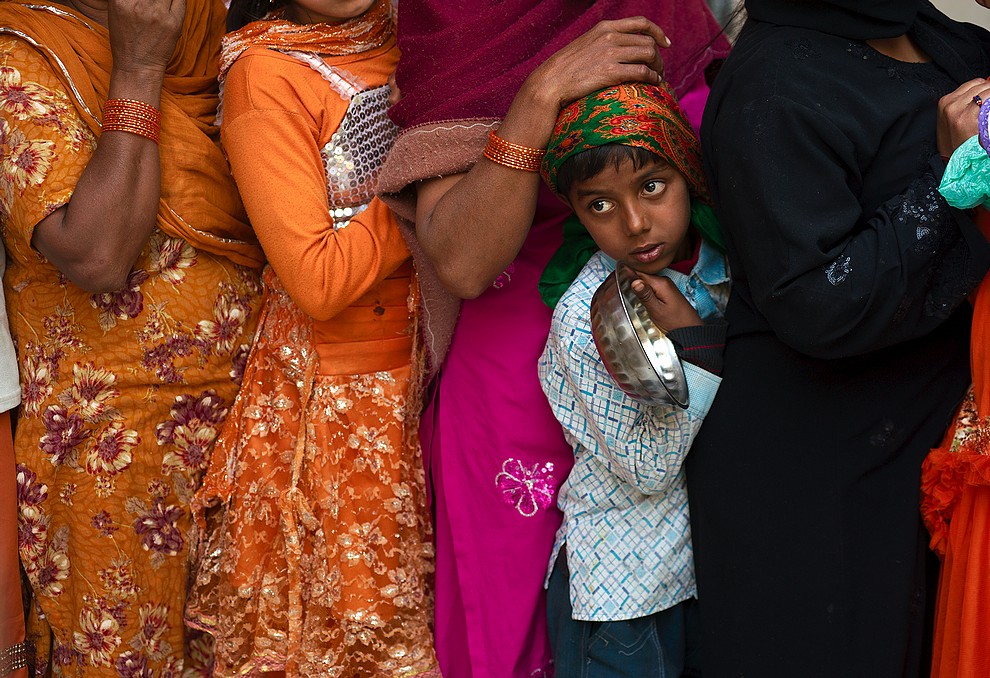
top-left (537, 82), bottom-right (728, 677)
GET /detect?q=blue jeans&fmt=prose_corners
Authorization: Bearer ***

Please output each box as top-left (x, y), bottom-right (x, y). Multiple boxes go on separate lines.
top-left (546, 549), bottom-right (701, 678)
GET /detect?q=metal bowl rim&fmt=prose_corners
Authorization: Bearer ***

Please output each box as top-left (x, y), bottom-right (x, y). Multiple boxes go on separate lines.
top-left (612, 268), bottom-right (689, 408)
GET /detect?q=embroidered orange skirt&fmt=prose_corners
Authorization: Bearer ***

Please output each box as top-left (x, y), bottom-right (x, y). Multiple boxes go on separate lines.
top-left (186, 267), bottom-right (438, 677)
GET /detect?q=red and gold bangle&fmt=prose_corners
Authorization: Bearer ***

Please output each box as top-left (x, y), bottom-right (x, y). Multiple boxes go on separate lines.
top-left (102, 98), bottom-right (161, 144)
top-left (483, 129), bottom-right (545, 172)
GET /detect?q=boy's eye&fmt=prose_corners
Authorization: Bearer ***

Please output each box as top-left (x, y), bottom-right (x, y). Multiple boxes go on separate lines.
top-left (589, 199), bottom-right (614, 213)
top-left (643, 180), bottom-right (666, 196)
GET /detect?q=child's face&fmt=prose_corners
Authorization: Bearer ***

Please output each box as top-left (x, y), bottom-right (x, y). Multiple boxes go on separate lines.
top-left (565, 157), bottom-right (693, 275)
top-left (286, 0), bottom-right (377, 24)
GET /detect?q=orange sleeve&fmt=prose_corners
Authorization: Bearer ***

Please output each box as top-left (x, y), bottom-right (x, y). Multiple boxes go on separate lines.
top-left (221, 49), bottom-right (409, 322)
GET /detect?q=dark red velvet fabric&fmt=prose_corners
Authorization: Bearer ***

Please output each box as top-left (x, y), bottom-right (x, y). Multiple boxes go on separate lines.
top-left (389, 0), bottom-right (730, 128)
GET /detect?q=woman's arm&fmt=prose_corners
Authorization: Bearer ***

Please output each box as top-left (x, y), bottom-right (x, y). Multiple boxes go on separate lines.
top-left (31, 0), bottom-right (185, 293)
top-left (710, 95), bottom-right (990, 359)
top-left (415, 17), bottom-right (670, 299)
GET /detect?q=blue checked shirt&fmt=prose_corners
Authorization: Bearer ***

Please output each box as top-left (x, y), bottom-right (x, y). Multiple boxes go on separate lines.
top-left (539, 243), bottom-right (729, 621)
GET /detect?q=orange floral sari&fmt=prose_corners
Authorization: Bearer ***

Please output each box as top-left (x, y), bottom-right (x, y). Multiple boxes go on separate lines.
top-left (0, 0), bottom-right (263, 674)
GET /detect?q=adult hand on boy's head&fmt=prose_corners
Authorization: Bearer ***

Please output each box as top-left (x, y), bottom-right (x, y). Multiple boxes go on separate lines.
top-left (521, 16), bottom-right (669, 112)
top-left (626, 267), bottom-right (702, 332)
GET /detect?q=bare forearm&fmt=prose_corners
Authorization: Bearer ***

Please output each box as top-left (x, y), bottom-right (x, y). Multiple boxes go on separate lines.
top-left (32, 68), bottom-right (165, 292)
top-left (416, 83), bottom-right (560, 298)
top-left (413, 16), bottom-right (670, 299)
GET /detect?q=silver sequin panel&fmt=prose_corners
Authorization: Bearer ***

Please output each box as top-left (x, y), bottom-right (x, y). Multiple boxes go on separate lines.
top-left (321, 84), bottom-right (398, 231)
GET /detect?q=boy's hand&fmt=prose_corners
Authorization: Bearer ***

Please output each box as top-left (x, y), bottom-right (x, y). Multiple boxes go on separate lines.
top-left (627, 267), bottom-right (701, 332)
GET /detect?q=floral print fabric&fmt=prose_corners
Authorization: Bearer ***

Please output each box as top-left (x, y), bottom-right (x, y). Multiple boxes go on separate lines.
top-left (0, 37), bottom-right (262, 675)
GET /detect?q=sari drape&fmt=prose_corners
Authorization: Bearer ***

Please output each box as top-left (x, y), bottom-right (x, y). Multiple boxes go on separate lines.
top-left (0, 0), bottom-right (263, 268)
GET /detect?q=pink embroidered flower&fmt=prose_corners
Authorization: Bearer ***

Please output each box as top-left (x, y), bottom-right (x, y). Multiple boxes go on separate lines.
top-left (163, 425), bottom-right (216, 474)
top-left (133, 498), bottom-right (184, 556)
top-left (42, 303), bottom-right (85, 353)
top-left (64, 363), bottom-right (119, 422)
top-left (495, 458), bottom-right (556, 517)
top-left (59, 483), bottom-right (77, 506)
top-left (90, 510), bottom-right (116, 537)
top-left (52, 642), bottom-right (80, 669)
top-left (90, 269), bottom-right (149, 331)
top-left (150, 233), bottom-right (197, 285)
top-left (160, 657), bottom-right (182, 678)
top-left (229, 343), bottom-right (250, 383)
top-left (40, 405), bottom-right (89, 467)
top-left (73, 602), bottom-right (121, 667)
top-left (184, 631), bottom-right (214, 677)
top-left (141, 332), bottom-right (197, 384)
top-left (85, 422), bottom-right (138, 476)
top-left (98, 557), bottom-right (138, 601)
top-left (155, 390), bottom-right (228, 440)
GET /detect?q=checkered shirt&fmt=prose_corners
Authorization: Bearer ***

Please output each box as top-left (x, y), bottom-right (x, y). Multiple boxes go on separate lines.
top-left (539, 244), bottom-right (729, 621)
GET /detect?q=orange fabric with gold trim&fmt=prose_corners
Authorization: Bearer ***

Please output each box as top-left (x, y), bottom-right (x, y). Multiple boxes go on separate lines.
top-left (922, 207), bottom-right (990, 678)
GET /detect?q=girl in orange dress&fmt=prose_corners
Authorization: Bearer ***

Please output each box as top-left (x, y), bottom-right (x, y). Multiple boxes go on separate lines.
top-left (185, 1), bottom-right (438, 675)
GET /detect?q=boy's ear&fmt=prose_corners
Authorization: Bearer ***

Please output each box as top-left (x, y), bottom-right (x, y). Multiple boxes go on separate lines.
top-left (556, 191), bottom-right (573, 209)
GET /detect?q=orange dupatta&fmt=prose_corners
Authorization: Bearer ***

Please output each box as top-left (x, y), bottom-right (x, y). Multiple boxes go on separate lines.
top-left (0, 0), bottom-right (264, 268)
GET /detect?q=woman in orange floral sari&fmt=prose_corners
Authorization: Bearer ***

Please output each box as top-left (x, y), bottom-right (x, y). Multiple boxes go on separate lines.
top-left (0, 0), bottom-right (264, 673)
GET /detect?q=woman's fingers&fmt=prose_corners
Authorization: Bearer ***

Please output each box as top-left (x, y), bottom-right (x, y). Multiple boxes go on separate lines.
top-left (602, 16), bottom-right (671, 48)
top-left (938, 78), bottom-right (990, 154)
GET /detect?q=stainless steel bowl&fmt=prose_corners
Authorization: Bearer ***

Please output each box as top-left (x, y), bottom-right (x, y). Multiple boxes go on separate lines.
top-left (589, 266), bottom-right (689, 408)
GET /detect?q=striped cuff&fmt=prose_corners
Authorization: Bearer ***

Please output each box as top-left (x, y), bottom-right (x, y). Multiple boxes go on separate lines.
top-left (668, 320), bottom-right (727, 375)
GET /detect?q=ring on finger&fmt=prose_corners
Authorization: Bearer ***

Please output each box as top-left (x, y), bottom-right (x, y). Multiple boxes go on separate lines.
top-left (974, 94), bottom-right (984, 107)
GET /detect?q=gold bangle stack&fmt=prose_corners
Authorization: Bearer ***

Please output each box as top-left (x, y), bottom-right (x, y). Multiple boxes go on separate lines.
top-left (102, 98), bottom-right (161, 144)
top-left (483, 129), bottom-right (545, 172)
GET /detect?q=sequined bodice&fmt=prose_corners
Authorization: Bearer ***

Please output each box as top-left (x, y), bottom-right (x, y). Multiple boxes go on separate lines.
top-left (282, 50), bottom-right (399, 230)
top-left (321, 84), bottom-right (397, 229)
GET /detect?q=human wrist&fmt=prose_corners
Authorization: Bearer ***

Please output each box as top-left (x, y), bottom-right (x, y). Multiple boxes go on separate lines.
top-left (108, 66), bottom-right (165, 108)
top-left (503, 81), bottom-right (561, 146)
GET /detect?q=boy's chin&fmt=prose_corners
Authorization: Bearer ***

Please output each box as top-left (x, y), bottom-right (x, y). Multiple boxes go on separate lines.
top-left (619, 258), bottom-right (671, 276)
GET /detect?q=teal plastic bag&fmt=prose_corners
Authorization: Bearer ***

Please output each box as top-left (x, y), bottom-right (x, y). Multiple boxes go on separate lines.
top-left (939, 134), bottom-right (990, 210)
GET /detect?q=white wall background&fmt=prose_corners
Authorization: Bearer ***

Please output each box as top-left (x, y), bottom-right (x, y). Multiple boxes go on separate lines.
top-left (933, 0), bottom-right (990, 28)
